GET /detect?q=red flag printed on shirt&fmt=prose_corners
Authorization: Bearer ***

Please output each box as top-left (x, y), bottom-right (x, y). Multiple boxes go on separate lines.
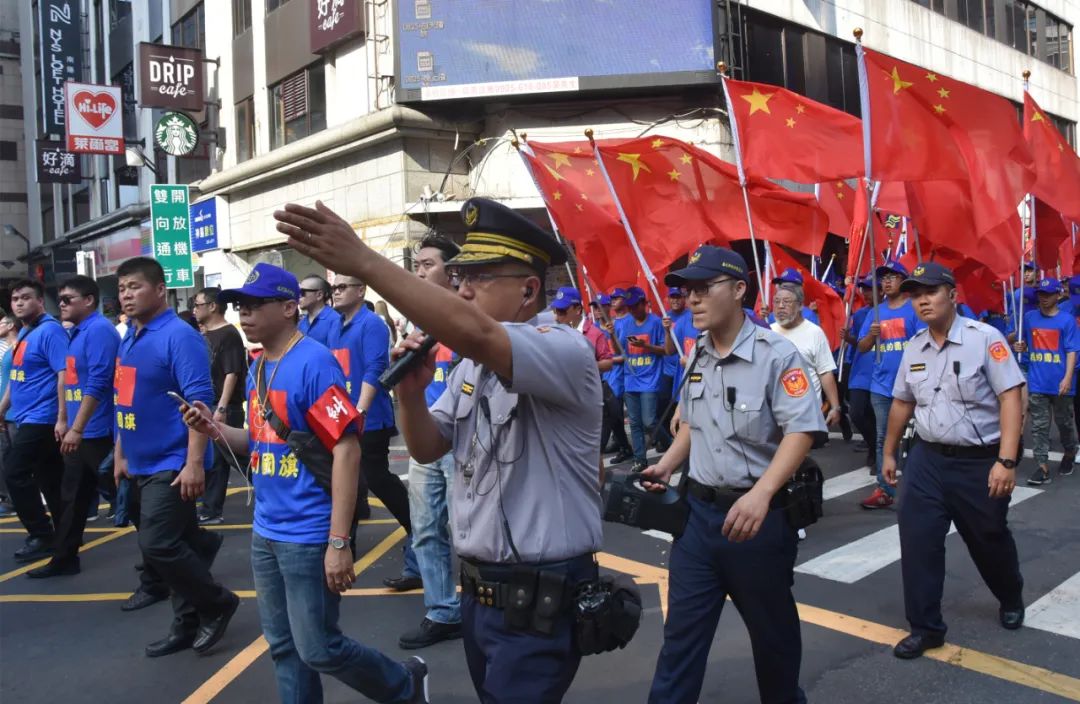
top-left (331, 348), bottom-right (350, 376)
top-left (248, 389), bottom-right (289, 444)
top-left (64, 356), bottom-right (79, 385)
top-left (114, 363), bottom-right (136, 407)
top-left (1032, 328), bottom-right (1060, 352)
top-left (306, 385), bottom-right (360, 451)
top-left (879, 317), bottom-right (907, 341)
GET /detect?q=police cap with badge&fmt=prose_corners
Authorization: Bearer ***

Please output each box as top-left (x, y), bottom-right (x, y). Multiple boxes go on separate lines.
top-left (665, 245), bottom-right (750, 286)
top-left (447, 197), bottom-right (567, 273)
top-left (899, 261), bottom-right (956, 293)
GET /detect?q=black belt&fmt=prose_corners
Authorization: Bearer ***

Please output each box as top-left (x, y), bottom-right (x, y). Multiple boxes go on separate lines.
top-left (916, 437), bottom-right (999, 459)
top-left (685, 478), bottom-right (784, 511)
top-left (459, 554), bottom-right (595, 609)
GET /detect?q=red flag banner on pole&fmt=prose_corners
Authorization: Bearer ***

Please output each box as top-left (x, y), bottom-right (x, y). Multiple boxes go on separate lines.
top-left (1033, 198), bottom-right (1072, 271)
top-left (1024, 92), bottom-right (1080, 222)
top-left (817, 180), bottom-right (857, 237)
top-left (593, 136), bottom-right (830, 261)
top-left (722, 76), bottom-right (864, 182)
top-left (519, 140), bottom-right (640, 291)
top-left (859, 47), bottom-right (1035, 244)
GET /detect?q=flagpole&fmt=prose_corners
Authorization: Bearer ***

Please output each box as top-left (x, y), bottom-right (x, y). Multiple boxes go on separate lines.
top-left (586, 129), bottom-right (685, 360)
top-left (720, 68), bottom-right (769, 307)
top-left (514, 137), bottom-right (579, 286)
top-left (836, 227), bottom-right (873, 384)
top-left (821, 253), bottom-right (836, 283)
top-left (855, 29), bottom-right (884, 363)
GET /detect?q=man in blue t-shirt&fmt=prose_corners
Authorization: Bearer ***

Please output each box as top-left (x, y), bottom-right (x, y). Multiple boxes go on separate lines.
top-left (1012, 277), bottom-right (1080, 485)
top-left (113, 257), bottom-right (238, 658)
top-left (655, 287), bottom-right (688, 453)
top-left (331, 274), bottom-right (417, 587)
top-left (856, 260), bottom-right (925, 509)
top-left (0, 279), bottom-right (68, 563)
top-left (618, 286), bottom-right (667, 472)
top-left (27, 276), bottom-right (121, 578)
top-left (298, 275), bottom-right (340, 347)
top-left (185, 263), bottom-right (428, 702)
top-left (842, 277), bottom-right (878, 469)
top-left (0, 314), bottom-right (20, 517)
top-left (593, 294), bottom-right (633, 462)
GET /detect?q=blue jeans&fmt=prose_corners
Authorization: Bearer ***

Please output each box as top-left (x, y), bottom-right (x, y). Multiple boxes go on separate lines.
top-left (625, 390), bottom-right (659, 463)
top-left (870, 393), bottom-right (897, 497)
top-left (250, 533), bottom-right (413, 704)
top-left (407, 452), bottom-right (460, 624)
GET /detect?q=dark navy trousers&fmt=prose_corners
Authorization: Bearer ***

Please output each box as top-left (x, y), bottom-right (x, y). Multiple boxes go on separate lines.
top-left (898, 442), bottom-right (1024, 637)
top-left (461, 558), bottom-right (596, 703)
top-left (649, 495), bottom-right (805, 704)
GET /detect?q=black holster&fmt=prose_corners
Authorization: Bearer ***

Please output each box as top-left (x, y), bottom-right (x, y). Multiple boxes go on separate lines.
top-left (573, 574), bottom-right (643, 656)
top-left (780, 457), bottom-right (824, 530)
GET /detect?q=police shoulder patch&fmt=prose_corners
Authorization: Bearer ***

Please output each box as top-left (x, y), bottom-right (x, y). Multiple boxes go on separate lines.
top-left (780, 367), bottom-right (810, 398)
top-left (909, 362), bottom-right (927, 372)
top-left (989, 340), bottom-right (1009, 362)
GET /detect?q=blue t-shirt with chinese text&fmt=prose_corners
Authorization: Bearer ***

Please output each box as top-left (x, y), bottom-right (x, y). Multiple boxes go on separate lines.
top-left (332, 306), bottom-right (395, 432)
top-left (249, 337), bottom-right (359, 544)
top-left (115, 309), bottom-right (215, 474)
top-left (671, 311), bottom-right (699, 391)
top-left (662, 308), bottom-right (689, 378)
top-left (603, 313), bottom-right (632, 398)
top-left (620, 313), bottom-right (665, 393)
top-left (1023, 309), bottom-right (1080, 395)
top-left (65, 311), bottom-right (121, 439)
top-left (858, 300), bottom-right (925, 398)
top-left (9, 313), bottom-right (67, 425)
top-left (847, 307), bottom-right (874, 392)
top-left (299, 305), bottom-right (340, 349)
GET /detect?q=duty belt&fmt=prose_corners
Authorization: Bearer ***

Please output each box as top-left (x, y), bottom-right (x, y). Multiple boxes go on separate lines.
top-left (915, 436), bottom-right (999, 460)
top-left (459, 554), bottom-right (595, 609)
top-left (685, 477), bottom-right (785, 511)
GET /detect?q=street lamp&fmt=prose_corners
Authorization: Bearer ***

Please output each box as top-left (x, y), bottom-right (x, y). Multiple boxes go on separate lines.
top-left (125, 144), bottom-right (157, 175)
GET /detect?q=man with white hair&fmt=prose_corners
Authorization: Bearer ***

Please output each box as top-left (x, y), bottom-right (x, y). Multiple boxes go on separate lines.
top-left (771, 283), bottom-right (840, 427)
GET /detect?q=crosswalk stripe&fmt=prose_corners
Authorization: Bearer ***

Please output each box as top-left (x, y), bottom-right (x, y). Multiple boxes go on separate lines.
top-left (1025, 572), bottom-right (1080, 639)
top-left (795, 486), bottom-right (1042, 584)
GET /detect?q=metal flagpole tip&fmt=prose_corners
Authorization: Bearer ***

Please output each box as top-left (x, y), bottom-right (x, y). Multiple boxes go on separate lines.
top-left (853, 27), bottom-right (864, 41)
top-left (520, 132), bottom-right (528, 141)
top-left (1022, 70), bottom-right (1031, 80)
top-left (511, 139), bottom-right (520, 149)
top-left (717, 61), bottom-right (727, 75)
top-left (584, 128), bottom-right (595, 140)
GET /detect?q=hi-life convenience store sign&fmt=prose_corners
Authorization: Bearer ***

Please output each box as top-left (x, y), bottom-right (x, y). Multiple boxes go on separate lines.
top-left (149, 184), bottom-right (194, 289)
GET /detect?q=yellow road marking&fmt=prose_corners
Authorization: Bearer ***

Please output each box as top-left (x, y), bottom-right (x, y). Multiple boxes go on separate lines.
top-left (0, 516), bottom-right (21, 525)
top-left (0, 587), bottom-right (424, 603)
top-left (0, 519), bottom-right (398, 536)
top-left (0, 526), bottom-right (135, 583)
top-left (180, 527), bottom-right (406, 704)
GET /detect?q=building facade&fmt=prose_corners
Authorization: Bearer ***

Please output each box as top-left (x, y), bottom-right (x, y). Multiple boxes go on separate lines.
top-left (6, 0), bottom-right (1079, 313)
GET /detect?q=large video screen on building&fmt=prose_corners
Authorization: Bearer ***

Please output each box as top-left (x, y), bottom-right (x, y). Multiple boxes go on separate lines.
top-left (395, 0), bottom-right (718, 102)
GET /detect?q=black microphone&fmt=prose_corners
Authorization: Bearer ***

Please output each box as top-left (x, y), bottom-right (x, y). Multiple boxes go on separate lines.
top-left (726, 387), bottom-right (737, 407)
top-left (379, 335), bottom-right (438, 390)
top-left (953, 361), bottom-right (961, 376)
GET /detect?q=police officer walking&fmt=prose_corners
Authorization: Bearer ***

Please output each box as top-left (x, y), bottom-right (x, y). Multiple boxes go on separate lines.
top-left (641, 246), bottom-right (826, 704)
top-left (882, 262), bottom-right (1026, 659)
top-left (275, 197), bottom-right (603, 703)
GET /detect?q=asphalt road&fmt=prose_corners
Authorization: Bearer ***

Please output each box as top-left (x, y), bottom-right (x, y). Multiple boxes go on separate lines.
top-left (2, 436), bottom-right (1079, 703)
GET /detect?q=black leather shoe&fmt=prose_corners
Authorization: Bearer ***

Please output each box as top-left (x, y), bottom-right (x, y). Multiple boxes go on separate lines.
top-left (893, 633), bottom-right (945, 659)
top-left (27, 558), bottom-right (80, 579)
top-left (399, 618), bottom-right (463, 650)
top-left (193, 593), bottom-right (240, 654)
top-left (384, 574), bottom-right (423, 592)
top-left (146, 632), bottom-right (195, 658)
top-left (1000, 606), bottom-right (1025, 630)
top-left (609, 450), bottom-right (633, 465)
top-left (121, 588), bottom-right (169, 612)
top-left (14, 536), bottom-right (54, 563)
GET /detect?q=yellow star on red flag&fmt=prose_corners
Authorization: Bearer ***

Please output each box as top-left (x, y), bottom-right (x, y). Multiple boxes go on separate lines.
top-left (667, 169), bottom-right (681, 182)
top-left (549, 152), bottom-right (571, 170)
top-left (889, 67), bottom-right (913, 94)
top-left (616, 153), bottom-right (652, 180)
top-left (741, 87), bottom-right (774, 115)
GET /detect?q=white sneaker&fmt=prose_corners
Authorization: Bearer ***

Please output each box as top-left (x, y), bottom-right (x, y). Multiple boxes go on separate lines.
top-left (797, 528), bottom-right (807, 541)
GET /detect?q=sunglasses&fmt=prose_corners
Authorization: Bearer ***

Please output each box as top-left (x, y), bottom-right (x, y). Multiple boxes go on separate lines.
top-left (58, 294), bottom-right (84, 306)
top-left (331, 283), bottom-right (363, 293)
top-left (230, 297), bottom-right (288, 312)
top-left (299, 288), bottom-right (322, 294)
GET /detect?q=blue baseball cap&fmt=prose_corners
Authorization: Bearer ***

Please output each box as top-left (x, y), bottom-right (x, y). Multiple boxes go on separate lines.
top-left (610, 287), bottom-right (627, 300)
top-left (666, 245), bottom-right (749, 285)
top-left (1023, 261), bottom-right (1037, 270)
top-left (219, 263), bottom-right (299, 304)
top-left (624, 286), bottom-right (647, 306)
top-left (1034, 277), bottom-right (1061, 295)
top-left (1068, 275), bottom-right (1080, 293)
top-left (773, 267), bottom-right (803, 285)
top-left (876, 259), bottom-right (909, 278)
top-left (857, 274), bottom-right (875, 288)
top-left (666, 286), bottom-right (685, 298)
top-left (551, 287), bottom-right (582, 310)
top-left (591, 293), bottom-right (611, 306)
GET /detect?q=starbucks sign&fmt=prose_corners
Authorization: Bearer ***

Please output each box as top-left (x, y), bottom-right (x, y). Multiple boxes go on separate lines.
top-left (154, 111), bottom-right (198, 156)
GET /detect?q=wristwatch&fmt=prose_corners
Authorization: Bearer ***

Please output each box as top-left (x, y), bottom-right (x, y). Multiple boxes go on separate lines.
top-left (328, 535), bottom-right (349, 550)
top-left (997, 457), bottom-right (1017, 469)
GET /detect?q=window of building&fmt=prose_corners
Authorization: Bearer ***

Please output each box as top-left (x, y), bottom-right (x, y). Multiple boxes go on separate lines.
top-left (269, 62), bottom-right (326, 149)
top-left (266, 0), bottom-right (291, 13)
top-left (236, 97), bottom-right (255, 162)
top-left (233, 0), bottom-right (252, 35)
top-left (172, 3), bottom-right (205, 50)
top-left (0, 141), bottom-right (16, 160)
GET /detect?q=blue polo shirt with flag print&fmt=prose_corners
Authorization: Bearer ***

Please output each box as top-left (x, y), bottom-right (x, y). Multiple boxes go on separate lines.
top-left (65, 311), bottom-right (121, 439)
top-left (248, 337), bottom-right (360, 544)
top-left (8, 313), bottom-right (67, 425)
top-left (332, 305), bottom-right (395, 431)
top-left (114, 309), bottom-right (215, 474)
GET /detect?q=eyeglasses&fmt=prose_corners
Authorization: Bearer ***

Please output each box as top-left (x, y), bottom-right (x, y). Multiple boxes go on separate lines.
top-left (331, 283), bottom-right (363, 293)
top-left (448, 272), bottom-right (530, 288)
top-left (685, 278), bottom-right (737, 297)
top-left (192, 301), bottom-right (212, 309)
top-left (230, 298), bottom-right (286, 312)
top-left (880, 272), bottom-right (904, 281)
top-left (58, 294), bottom-right (84, 306)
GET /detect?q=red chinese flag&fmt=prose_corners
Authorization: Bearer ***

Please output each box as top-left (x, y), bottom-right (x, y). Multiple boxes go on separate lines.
top-left (114, 364), bottom-right (136, 407)
top-left (305, 385), bottom-right (360, 451)
top-left (1061, 234), bottom-right (1076, 278)
top-left (723, 77), bottom-right (864, 182)
top-left (953, 258), bottom-right (1003, 315)
top-left (594, 136), bottom-right (830, 262)
top-left (861, 48), bottom-right (1034, 246)
top-left (817, 180), bottom-right (856, 237)
top-left (1024, 92), bottom-right (1080, 222)
top-left (64, 356), bottom-right (78, 385)
top-left (331, 348), bottom-right (350, 376)
top-left (248, 389), bottom-right (288, 444)
top-left (1034, 198), bottom-right (1073, 271)
top-left (522, 140), bottom-right (640, 291)
top-left (12, 342), bottom-right (26, 367)
top-left (770, 245), bottom-right (844, 349)
top-left (1032, 328), bottom-right (1060, 352)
